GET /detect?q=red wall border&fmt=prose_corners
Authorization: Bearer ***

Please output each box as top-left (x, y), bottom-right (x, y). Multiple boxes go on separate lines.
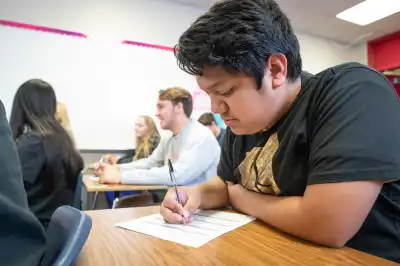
top-left (0, 19), bottom-right (174, 52)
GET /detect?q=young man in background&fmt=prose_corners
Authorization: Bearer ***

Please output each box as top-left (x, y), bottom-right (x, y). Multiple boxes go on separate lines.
top-left (160, 0), bottom-right (400, 263)
top-left (198, 112), bottom-right (226, 146)
top-left (96, 87), bottom-right (220, 194)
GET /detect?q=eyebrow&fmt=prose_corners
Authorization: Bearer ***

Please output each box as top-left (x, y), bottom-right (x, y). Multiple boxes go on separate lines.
top-left (204, 79), bottom-right (228, 93)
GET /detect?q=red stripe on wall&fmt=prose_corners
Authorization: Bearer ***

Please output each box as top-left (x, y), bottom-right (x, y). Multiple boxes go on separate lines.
top-left (122, 40), bottom-right (174, 52)
top-left (0, 19), bottom-right (87, 38)
top-left (0, 19), bottom-right (175, 52)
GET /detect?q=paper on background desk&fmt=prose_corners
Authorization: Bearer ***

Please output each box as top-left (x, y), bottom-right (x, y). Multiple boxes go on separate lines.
top-left (116, 210), bottom-right (255, 248)
top-left (88, 176), bottom-right (100, 182)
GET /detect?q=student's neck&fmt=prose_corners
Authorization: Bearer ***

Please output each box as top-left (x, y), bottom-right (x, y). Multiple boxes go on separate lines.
top-left (171, 116), bottom-right (190, 136)
top-left (262, 78), bottom-right (302, 132)
top-left (288, 77), bottom-right (302, 104)
top-left (281, 77), bottom-right (302, 115)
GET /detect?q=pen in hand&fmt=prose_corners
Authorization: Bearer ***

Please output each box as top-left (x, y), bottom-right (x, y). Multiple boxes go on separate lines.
top-left (168, 159), bottom-right (188, 223)
top-left (168, 159), bottom-right (182, 205)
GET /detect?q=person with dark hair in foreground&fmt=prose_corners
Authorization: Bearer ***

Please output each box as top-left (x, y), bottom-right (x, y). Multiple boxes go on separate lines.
top-left (10, 79), bottom-right (84, 228)
top-left (0, 100), bottom-right (46, 265)
top-left (198, 112), bottom-right (226, 146)
top-left (161, 0), bottom-right (400, 263)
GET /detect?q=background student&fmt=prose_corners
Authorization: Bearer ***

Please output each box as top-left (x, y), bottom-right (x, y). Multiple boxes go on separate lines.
top-left (198, 112), bottom-right (226, 146)
top-left (102, 115), bottom-right (161, 205)
top-left (56, 102), bottom-right (76, 146)
top-left (10, 79), bottom-right (84, 228)
top-left (95, 87), bottom-right (220, 200)
top-left (103, 115), bottom-right (161, 164)
top-left (0, 100), bottom-right (46, 266)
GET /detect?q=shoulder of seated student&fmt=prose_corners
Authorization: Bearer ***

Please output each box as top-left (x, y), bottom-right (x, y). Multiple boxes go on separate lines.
top-left (193, 121), bottom-right (221, 144)
top-left (312, 62), bottom-right (395, 104)
top-left (193, 120), bottom-right (217, 137)
top-left (16, 131), bottom-right (43, 148)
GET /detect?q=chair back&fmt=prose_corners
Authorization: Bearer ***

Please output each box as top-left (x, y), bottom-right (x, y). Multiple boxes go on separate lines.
top-left (73, 173), bottom-right (83, 209)
top-left (114, 192), bottom-right (154, 208)
top-left (40, 206), bottom-right (92, 266)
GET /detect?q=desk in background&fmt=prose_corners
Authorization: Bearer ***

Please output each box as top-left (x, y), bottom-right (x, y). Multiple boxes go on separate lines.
top-left (82, 175), bottom-right (168, 209)
top-left (76, 206), bottom-right (398, 266)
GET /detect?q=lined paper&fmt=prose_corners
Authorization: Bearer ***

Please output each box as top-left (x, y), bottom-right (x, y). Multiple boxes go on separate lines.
top-left (116, 210), bottom-right (255, 247)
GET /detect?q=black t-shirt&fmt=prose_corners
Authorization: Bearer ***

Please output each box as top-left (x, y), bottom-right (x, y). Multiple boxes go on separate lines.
top-left (218, 62), bottom-right (400, 262)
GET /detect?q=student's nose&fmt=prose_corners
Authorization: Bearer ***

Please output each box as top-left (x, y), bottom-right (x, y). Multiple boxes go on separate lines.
top-left (210, 97), bottom-right (228, 114)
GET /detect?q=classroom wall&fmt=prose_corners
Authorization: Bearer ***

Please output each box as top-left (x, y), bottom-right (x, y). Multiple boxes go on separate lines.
top-left (0, 0), bottom-right (367, 70)
top-left (0, 0), bottom-right (367, 162)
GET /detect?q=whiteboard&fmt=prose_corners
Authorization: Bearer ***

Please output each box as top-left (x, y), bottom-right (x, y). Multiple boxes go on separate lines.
top-left (0, 26), bottom-right (212, 149)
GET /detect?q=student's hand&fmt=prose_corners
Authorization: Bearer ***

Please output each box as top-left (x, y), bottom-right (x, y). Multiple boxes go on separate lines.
top-left (160, 186), bottom-right (201, 224)
top-left (103, 154), bottom-right (119, 165)
top-left (99, 164), bottom-right (121, 184)
top-left (102, 154), bottom-right (113, 164)
top-left (93, 162), bottom-right (104, 176)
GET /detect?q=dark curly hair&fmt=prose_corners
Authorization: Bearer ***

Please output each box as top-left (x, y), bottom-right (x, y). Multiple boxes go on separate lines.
top-left (174, 0), bottom-right (302, 88)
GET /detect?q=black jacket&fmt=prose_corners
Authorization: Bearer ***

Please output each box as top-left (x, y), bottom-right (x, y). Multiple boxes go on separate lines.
top-left (16, 130), bottom-right (83, 228)
top-left (0, 100), bottom-right (46, 265)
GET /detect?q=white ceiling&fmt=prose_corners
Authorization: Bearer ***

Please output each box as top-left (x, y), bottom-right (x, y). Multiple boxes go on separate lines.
top-left (169, 0), bottom-right (400, 45)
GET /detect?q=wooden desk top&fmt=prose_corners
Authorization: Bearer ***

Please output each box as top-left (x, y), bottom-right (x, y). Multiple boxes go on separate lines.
top-left (82, 175), bottom-right (168, 192)
top-left (76, 207), bottom-right (398, 266)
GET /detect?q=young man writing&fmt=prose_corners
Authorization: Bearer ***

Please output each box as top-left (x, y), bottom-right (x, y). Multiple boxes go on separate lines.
top-left (198, 112), bottom-right (226, 147)
top-left (96, 87), bottom-right (220, 189)
top-left (160, 0), bottom-right (400, 263)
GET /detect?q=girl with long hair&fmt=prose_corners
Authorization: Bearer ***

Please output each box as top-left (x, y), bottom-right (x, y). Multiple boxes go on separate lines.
top-left (104, 115), bottom-right (160, 164)
top-left (103, 115), bottom-right (160, 207)
top-left (10, 79), bottom-right (83, 227)
top-left (56, 102), bottom-right (76, 146)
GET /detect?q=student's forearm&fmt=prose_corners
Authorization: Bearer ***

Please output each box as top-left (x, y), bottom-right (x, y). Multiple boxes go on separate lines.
top-left (118, 157), bottom-right (156, 171)
top-left (233, 190), bottom-right (343, 247)
top-left (198, 176), bottom-right (230, 209)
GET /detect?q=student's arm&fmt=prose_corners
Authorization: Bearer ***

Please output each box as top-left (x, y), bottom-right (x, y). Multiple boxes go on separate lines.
top-left (16, 133), bottom-right (46, 186)
top-left (0, 101), bottom-right (46, 265)
top-left (120, 134), bottom-right (219, 185)
top-left (118, 139), bottom-right (165, 171)
top-left (160, 129), bottom-right (232, 222)
top-left (197, 175), bottom-right (230, 209)
top-left (228, 68), bottom-right (400, 247)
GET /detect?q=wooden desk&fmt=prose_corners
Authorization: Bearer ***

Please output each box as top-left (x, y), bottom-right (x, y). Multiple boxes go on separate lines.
top-left (82, 175), bottom-right (168, 209)
top-left (83, 175), bottom-right (168, 192)
top-left (76, 207), bottom-right (398, 266)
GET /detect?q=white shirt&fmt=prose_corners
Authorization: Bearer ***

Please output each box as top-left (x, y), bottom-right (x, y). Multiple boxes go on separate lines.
top-left (119, 119), bottom-right (220, 186)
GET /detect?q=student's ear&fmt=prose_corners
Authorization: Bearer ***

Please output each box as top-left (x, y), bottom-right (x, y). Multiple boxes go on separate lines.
top-left (267, 53), bottom-right (287, 89)
top-left (176, 102), bottom-right (184, 114)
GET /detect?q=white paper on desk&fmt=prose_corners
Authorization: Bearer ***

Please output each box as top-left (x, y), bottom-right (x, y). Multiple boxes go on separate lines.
top-left (86, 175), bottom-right (99, 182)
top-left (115, 210), bottom-right (255, 248)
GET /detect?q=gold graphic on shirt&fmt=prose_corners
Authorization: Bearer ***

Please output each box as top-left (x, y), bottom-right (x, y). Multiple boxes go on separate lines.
top-left (237, 133), bottom-right (281, 195)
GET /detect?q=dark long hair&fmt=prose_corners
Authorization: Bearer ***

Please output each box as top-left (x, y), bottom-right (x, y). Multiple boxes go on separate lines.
top-left (10, 79), bottom-right (83, 189)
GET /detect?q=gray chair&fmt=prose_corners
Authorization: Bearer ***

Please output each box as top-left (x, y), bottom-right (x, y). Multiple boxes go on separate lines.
top-left (40, 206), bottom-right (92, 266)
